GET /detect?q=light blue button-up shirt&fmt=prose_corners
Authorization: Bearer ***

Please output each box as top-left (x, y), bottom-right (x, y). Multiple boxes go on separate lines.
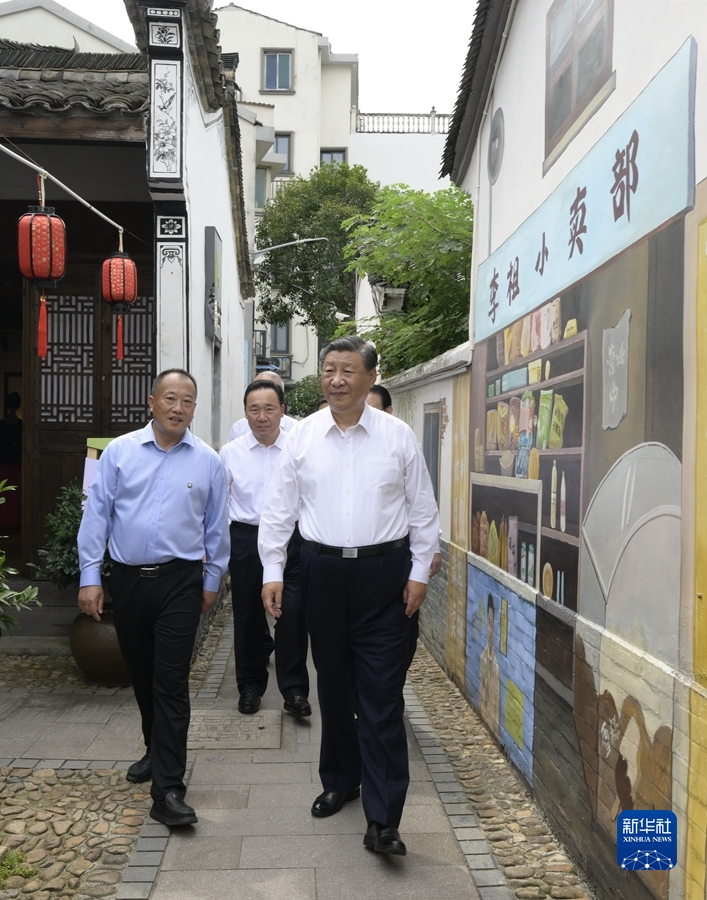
top-left (78, 421), bottom-right (229, 593)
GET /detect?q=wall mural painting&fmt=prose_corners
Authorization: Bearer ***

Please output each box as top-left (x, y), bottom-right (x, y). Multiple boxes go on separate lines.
top-left (466, 38), bottom-right (692, 897)
top-left (466, 566), bottom-right (535, 782)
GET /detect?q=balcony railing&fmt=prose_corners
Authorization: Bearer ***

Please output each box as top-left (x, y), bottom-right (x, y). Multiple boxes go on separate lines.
top-left (355, 108), bottom-right (450, 134)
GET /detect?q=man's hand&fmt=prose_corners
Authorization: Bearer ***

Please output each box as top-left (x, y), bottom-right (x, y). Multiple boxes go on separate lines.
top-left (402, 580), bottom-right (427, 618)
top-left (78, 585), bottom-right (104, 621)
top-left (201, 590), bottom-right (218, 615)
top-left (430, 552), bottom-right (442, 578)
top-left (262, 581), bottom-right (284, 618)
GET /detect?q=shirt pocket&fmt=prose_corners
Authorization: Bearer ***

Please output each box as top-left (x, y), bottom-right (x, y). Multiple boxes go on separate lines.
top-left (364, 457), bottom-right (403, 496)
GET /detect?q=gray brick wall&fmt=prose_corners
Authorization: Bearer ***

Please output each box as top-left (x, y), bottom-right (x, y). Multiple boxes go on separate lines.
top-left (419, 538), bottom-right (449, 670)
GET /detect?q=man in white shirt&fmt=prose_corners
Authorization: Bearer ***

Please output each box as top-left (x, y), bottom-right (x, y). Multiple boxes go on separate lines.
top-left (260, 336), bottom-right (439, 857)
top-left (220, 381), bottom-right (309, 717)
top-left (227, 371), bottom-right (297, 442)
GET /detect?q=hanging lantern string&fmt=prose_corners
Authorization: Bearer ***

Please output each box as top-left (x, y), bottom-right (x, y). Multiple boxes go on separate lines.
top-left (0, 141), bottom-right (124, 244)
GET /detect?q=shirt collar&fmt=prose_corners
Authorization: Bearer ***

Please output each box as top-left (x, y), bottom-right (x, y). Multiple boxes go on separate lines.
top-left (244, 426), bottom-right (286, 450)
top-left (141, 420), bottom-right (195, 448)
top-left (323, 400), bottom-right (373, 436)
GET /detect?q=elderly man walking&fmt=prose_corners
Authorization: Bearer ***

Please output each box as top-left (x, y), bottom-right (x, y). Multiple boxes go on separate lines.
top-left (259, 336), bottom-right (439, 856)
top-left (77, 368), bottom-right (229, 827)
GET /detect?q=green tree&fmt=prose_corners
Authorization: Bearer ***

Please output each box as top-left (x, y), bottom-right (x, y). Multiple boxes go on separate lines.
top-left (343, 184), bottom-right (473, 377)
top-left (255, 164), bottom-right (379, 339)
top-left (286, 374), bottom-right (324, 418)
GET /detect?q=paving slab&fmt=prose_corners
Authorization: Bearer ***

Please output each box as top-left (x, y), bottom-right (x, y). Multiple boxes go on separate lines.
top-left (150, 869), bottom-right (316, 900)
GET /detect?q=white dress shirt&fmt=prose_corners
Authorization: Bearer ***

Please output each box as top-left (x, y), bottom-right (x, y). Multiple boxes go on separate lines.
top-left (258, 403), bottom-right (439, 585)
top-left (219, 428), bottom-right (288, 525)
top-left (228, 413), bottom-right (296, 443)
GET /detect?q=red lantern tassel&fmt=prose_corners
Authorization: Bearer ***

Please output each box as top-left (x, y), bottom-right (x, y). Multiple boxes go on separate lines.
top-left (38, 292), bottom-right (47, 358)
top-left (116, 313), bottom-right (124, 361)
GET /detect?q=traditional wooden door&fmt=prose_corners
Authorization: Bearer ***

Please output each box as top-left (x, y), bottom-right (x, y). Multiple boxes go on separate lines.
top-left (22, 260), bottom-right (154, 569)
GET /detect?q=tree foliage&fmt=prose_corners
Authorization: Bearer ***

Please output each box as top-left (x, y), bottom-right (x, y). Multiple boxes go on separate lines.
top-left (286, 374), bottom-right (324, 419)
top-left (343, 184), bottom-right (473, 377)
top-left (255, 164), bottom-right (379, 339)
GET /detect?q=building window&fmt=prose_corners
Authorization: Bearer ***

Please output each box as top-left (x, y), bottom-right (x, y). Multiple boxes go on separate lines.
top-left (270, 321), bottom-right (289, 354)
top-left (255, 167), bottom-right (267, 209)
top-left (264, 51), bottom-right (292, 91)
top-left (545, 0), bottom-right (614, 162)
top-left (321, 149), bottom-right (346, 166)
top-left (423, 403), bottom-right (441, 501)
top-left (275, 133), bottom-right (292, 173)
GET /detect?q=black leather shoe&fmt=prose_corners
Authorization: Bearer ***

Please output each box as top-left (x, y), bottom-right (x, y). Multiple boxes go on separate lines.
top-left (284, 695), bottom-right (312, 717)
top-left (311, 787), bottom-right (361, 818)
top-left (238, 691), bottom-right (261, 714)
top-left (363, 822), bottom-right (407, 856)
top-left (149, 792), bottom-right (198, 827)
top-left (126, 752), bottom-right (152, 784)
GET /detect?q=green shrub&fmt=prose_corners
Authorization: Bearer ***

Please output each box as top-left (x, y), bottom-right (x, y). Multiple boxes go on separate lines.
top-left (0, 480), bottom-right (40, 635)
top-left (34, 479), bottom-right (85, 589)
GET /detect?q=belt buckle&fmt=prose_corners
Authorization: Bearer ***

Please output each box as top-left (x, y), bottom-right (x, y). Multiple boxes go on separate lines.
top-left (140, 565), bottom-right (160, 578)
top-left (342, 547), bottom-right (358, 559)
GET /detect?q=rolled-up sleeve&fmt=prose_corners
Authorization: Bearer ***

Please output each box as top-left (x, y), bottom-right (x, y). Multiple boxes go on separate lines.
top-left (258, 440), bottom-right (300, 583)
top-left (77, 446), bottom-right (118, 588)
top-left (202, 457), bottom-right (230, 593)
top-left (402, 431), bottom-right (440, 584)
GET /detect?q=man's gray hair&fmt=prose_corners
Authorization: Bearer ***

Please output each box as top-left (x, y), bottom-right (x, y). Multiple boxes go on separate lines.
top-left (319, 335), bottom-right (378, 372)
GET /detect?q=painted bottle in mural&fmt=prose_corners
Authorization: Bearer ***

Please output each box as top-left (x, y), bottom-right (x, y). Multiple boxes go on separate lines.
top-left (528, 544), bottom-right (535, 587)
top-left (520, 542), bottom-right (527, 582)
top-left (551, 460), bottom-right (557, 529)
top-left (560, 471), bottom-right (566, 533)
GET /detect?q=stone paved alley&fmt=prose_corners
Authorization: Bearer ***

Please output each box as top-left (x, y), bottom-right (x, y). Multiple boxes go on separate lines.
top-left (0, 600), bottom-right (595, 900)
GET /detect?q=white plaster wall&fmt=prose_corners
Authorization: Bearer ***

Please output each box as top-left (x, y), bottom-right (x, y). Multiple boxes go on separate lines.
top-left (462, 0), bottom-right (707, 269)
top-left (349, 132), bottom-right (449, 192)
top-left (388, 376), bottom-right (454, 541)
top-left (320, 65), bottom-right (352, 150)
top-left (238, 111), bottom-right (258, 262)
top-left (354, 276), bottom-right (378, 330)
top-left (0, 8), bottom-right (132, 52)
top-left (183, 54), bottom-right (245, 447)
top-left (216, 6), bottom-right (322, 176)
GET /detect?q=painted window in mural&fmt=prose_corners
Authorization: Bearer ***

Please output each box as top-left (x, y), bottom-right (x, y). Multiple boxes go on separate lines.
top-left (546, 0), bottom-right (614, 159)
top-left (423, 403), bottom-right (441, 501)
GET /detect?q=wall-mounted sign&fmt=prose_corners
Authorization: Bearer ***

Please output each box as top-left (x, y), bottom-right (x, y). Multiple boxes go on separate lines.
top-left (475, 38), bottom-right (696, 343)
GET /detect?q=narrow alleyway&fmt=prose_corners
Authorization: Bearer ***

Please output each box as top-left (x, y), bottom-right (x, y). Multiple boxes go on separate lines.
top-left (0, 601), bottom-right (596, 900)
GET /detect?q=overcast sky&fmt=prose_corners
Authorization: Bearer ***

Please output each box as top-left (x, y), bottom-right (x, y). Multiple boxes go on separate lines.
top-left (57, 0), bottom-right (473, 113)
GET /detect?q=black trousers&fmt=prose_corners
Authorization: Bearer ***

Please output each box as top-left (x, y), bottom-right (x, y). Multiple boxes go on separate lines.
top-left (107, 559), bottom-right (203, 802)
top-left (229, 522), bottom-right (308, 699)
top-left (300, 543), bottom-right (414, 828)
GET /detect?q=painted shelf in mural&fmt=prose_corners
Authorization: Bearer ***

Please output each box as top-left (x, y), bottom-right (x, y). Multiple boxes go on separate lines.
top-left (471, 321), bottom-right (590, 612)
top-left (485, 370), bottom-right (584, 405)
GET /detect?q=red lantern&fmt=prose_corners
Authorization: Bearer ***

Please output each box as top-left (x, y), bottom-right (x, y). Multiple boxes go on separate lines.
top-left (102, 252), bottom-right (138, 361)
top-left (18, 205), bottom-right (66, 358)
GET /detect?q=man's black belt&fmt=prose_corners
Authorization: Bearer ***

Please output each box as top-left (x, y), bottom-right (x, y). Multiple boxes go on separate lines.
top-left (303, 537), bottom-right (407, 559)
top-left (231, 520), bottom-right (259, 533)
top-left (113, 558), bottom-right (200, 578)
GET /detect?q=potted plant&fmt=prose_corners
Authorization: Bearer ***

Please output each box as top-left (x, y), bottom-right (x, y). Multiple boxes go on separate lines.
top-left (0, 480), bottom-right (41, 635)
top-left (34, 479), bottom-right (130, 687)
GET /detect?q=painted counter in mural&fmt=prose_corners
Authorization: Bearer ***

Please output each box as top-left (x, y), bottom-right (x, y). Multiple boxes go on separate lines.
top-left (464, 38), bottom-right (695, 900)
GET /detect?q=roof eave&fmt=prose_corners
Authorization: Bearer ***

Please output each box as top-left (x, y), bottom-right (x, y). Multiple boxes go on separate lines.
top-left (442, 0), bottom-right (514, 185)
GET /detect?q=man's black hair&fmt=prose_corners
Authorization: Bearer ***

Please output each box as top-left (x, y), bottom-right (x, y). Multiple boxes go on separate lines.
top-left (243, 379), bottom-right (285, 406)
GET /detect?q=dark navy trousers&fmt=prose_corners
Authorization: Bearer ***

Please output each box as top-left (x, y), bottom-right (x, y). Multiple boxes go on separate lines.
top-left (300, 542), bottom-right (414, 828)
top-left (229, 522), bottom-right (308, 699)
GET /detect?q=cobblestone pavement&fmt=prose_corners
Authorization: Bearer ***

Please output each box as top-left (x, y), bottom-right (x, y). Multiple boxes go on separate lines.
top-left (408, 645), bottom-right (597, 900)
top-left (0, 598), bottom-right (597, 900)
top-left (0, 601), bottom-right (231, 900)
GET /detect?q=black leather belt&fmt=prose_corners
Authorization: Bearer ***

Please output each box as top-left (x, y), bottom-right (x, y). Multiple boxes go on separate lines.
top-left (113, 558), bottom-right (199, 578)
top-left (303, 537), bottom-right (407, 559)
top-left (231, 521), bottom-right (259, 533)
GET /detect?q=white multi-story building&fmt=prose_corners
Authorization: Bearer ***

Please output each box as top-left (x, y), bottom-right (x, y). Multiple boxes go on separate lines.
top-left (217, 3), bottom-right (450, 386)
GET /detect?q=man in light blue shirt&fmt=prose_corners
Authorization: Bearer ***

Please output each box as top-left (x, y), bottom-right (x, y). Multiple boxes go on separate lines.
top-left (77, 368), bottom-right (229, 827)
